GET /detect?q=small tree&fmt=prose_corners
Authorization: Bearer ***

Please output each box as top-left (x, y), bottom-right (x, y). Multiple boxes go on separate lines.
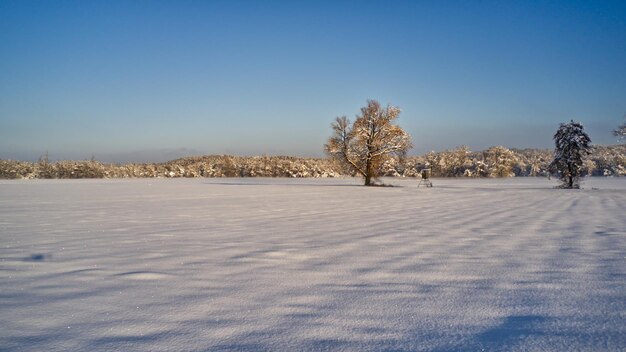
top-left (325, 100), bottom-right (412, 186)
top-left (37, 152), bottom-right (55, 179)
top-left (614, 116), bottom-right (626, 139)
top-left (549, 120), bottom-right (591, 189)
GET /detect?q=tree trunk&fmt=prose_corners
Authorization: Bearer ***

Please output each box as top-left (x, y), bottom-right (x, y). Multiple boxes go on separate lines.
top-left (364, 158), bottom-right (372, 186)
top-left (568, 164), bottom-right (573, 188)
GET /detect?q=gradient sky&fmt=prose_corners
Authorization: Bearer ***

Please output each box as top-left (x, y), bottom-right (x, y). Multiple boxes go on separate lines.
top-left (1, 0), bottom-right (625, 162)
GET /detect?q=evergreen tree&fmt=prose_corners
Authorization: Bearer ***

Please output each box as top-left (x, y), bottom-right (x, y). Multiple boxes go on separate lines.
top-left (549, 120), bottom-right (591, 188)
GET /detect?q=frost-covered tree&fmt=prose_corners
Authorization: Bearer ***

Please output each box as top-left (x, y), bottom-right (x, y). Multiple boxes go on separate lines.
top-left (484, 146), bottom-right (517, 177)
top-left (549, 120), bottom-right (591, 188)
top-left (325, 100), bottom-right (412, 186)
top-left (37, 152), bottom-right (55, 179)
top-left (614, 116), bottom-right (626, 139)
top-left (424, 151), bottom-right (440, 176)
top-left (433, 146), bottom-right (472, 177)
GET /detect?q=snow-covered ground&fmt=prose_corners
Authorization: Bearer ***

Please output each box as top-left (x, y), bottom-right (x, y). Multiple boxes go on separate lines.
top-left (1, 177), bottom-right (625, 351)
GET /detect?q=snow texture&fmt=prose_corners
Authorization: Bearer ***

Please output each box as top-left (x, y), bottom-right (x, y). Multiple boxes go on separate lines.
top-left (1, 178), bottom-right (625, 351)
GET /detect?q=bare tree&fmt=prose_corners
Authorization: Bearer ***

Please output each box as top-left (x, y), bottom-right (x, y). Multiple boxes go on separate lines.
top-left (325, 100), bottom-right (412, 186)
top-left (37, 151), bottom-right (55, 179)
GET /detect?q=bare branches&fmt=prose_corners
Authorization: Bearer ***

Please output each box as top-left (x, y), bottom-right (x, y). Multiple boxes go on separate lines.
top-left (325, 100), bottom-right (412, 186)
top-left (325, 116), bottom-right (366, 177)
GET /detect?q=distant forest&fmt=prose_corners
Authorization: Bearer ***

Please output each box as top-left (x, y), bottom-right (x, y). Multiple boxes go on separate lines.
top-left (1, 145), bottom-right (624, 179)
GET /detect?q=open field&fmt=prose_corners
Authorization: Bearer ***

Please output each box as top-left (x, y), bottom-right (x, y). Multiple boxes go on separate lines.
top-left (1, 177), bottom-right (625, 351)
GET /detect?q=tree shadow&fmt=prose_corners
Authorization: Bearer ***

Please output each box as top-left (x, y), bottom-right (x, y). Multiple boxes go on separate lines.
top-left (23, 253), bottom-right (50, 262)
top-left (476, 315), bottom-right (546, 347)
top-left (203, 181), bottom-right (363, 187)
top-left (89, 331), bottom-right (171, 348)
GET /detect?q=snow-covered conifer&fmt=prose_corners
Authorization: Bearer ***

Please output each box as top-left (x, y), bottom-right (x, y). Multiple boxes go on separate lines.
top-left (549, 120), bottom-right (591, 188)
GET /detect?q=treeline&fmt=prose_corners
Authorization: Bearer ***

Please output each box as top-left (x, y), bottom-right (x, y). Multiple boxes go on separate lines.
top-left (0, 155), bottom-right (343, 179)
top-left (392, 145), bottom-right (625, 178)
top-left (1, 145), bottom-right (624, 179)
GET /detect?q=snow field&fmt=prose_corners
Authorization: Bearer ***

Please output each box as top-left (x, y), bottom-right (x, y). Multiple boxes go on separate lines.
top-left (0, 177), bottom-right (625, 351)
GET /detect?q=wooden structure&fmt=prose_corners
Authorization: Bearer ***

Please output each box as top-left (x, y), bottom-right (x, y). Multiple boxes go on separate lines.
top-left (417, 168), bottom-right (433, 188)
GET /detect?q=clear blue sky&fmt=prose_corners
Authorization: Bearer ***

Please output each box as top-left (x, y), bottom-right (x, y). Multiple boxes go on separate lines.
top-left (1, 0), bottom-right (625, 162)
